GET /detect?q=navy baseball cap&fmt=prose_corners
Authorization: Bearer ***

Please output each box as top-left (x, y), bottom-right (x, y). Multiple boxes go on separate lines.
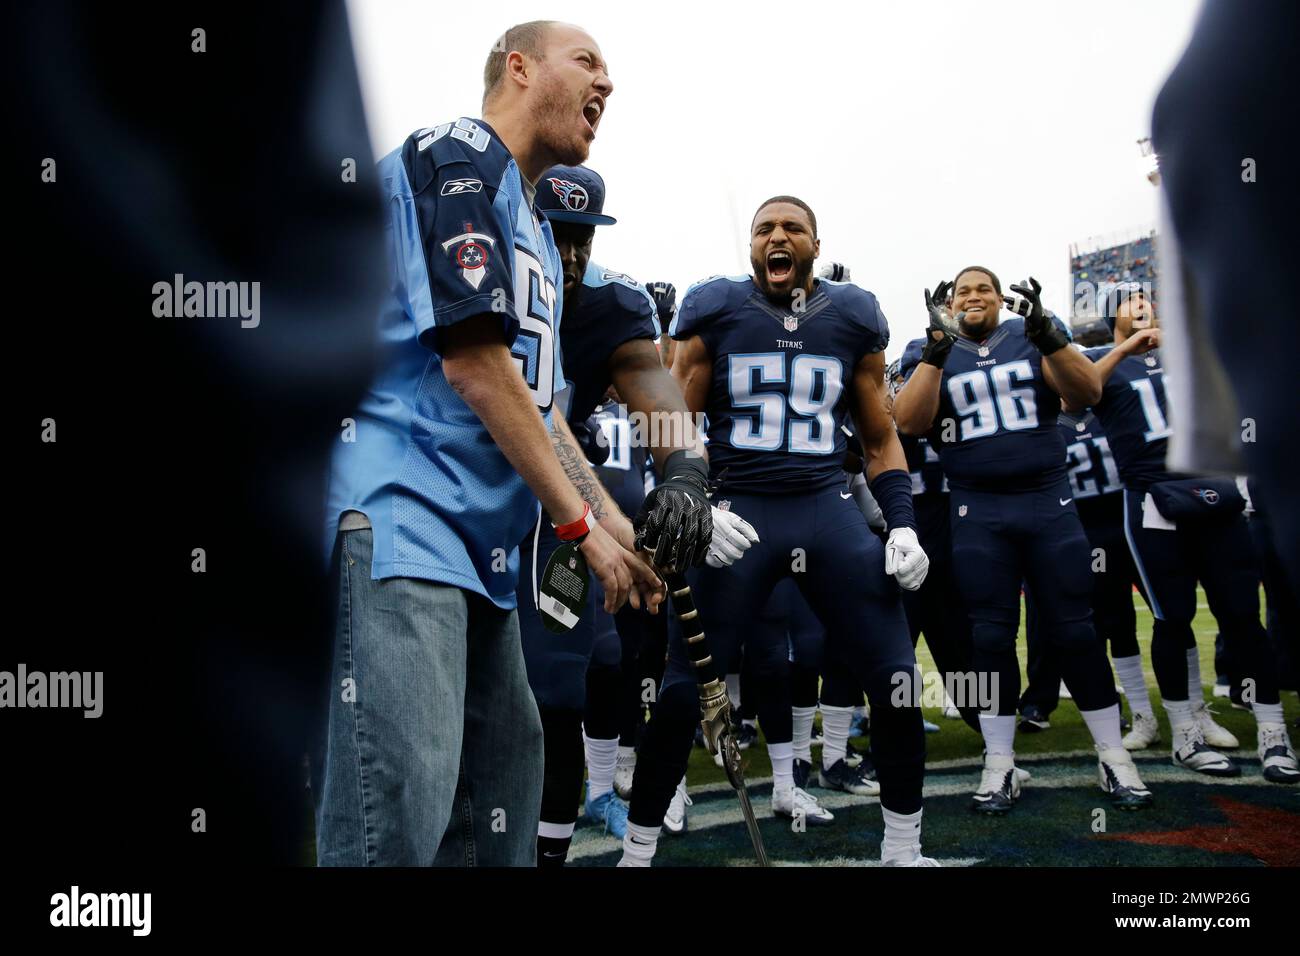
top-left (536, 165), bottom-right (617, 226)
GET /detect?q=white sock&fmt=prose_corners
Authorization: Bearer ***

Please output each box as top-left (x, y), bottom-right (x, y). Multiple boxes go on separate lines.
top-left (617, 822), bottom-right (660, 867)
top-left (725, 673), bottom-right (741, 709)
top-left (768, 740), bottom-right (794, 793)
top-left (1080, 703), bottom-right (1124, 751)
top-left (1186, 646), bottom-right (1205, 703)
top-left (617, 744), bottom-right (635, 762)
top-left (1251, 701), bottom-right (1284, 727)
top-left (1113, 655), bottom-right (1152, 717)
top-left (538, 819), bottom-right (575, 839)
top-left (1164, 697), bottom-right (1194, 730)
top-left (820, 704), bottom-right (854, 769)
top-left (583, 730), bottom-right (618, 800)
top-left (979, 714), bottom-right (1016, 756)
top-left (881, 806), bottom-right (924, 862)
top-left (792, 706), bottom-right (816, 763)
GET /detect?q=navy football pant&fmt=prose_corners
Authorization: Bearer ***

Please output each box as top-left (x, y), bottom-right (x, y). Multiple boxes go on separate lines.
top-left (777, 577), bottom-right (863, 709)
top-left (902, 493), bottom-right (982, 731)
top-left (517, 520), bottom-right (599, 837)
top-left (950, 484), bottom-right (1117, 717)
top-left (1022, 494), bottom-right (1147, 715)
top-left (628, 487), bottom-right (925, 828)
top-left (1123, 489), bottom-right (1278, 705)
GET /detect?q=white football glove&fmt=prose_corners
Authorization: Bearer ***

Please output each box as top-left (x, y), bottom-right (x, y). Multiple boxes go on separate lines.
top-left (705, 506), bottom-right (760, 568)
top-left (885, 526), bottom-right (929, 591)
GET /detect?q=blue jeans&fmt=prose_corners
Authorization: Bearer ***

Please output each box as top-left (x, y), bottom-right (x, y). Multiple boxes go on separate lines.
top-left (314, 528), bottom-right (544, 866)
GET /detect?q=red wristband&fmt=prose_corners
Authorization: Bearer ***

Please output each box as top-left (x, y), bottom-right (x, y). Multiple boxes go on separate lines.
top-left (553, 503), bottom-right (597, 542)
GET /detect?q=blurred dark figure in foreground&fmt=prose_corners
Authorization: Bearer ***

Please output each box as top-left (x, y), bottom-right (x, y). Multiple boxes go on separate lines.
top-left (7, 2), bottom-right (383, 866)
top-left (1153, 0), bottom-right (1300, 598)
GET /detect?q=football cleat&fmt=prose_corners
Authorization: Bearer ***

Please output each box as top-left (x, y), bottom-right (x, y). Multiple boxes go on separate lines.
top-left (971, 753), bottom-right (1020, 815)
top-left (1123, 711), bottom-right (1161, 751)
top-left (1097, 746), bottom-right (1153, 809)
top-left (663, 776), bottom-right (692, 833)
top-left (1212, 680), bottom-right (1231, 699)
top-left (882, 846), bottom-right (940, 866)
top-left (844, 739), bottom-right (869, 769)
top-left (818, 757), bottom-right (880, 796)
top-left (1171, 722), bottom-right (1239, 777)
top-left (942, 694), bottom-right (961, 720)
top-left (923, 717), bottom-right (941, 733)
top-left (773, 786), bottom-right (835, 826)
top-left (1257, 723), bottom-right (1300, 784)
top-left (584, 785), bottom-right (630, 838)
top-left (1193, 702), bottom-right (1239, 749)
top-left (793, 757), bottom-right (813, 791)
top-left (737, 722), bottom-right (759, 750)
top-left (614, 749), bottom-right (636, 800)
top-left (1018, 704), bottom-right (1051, 733)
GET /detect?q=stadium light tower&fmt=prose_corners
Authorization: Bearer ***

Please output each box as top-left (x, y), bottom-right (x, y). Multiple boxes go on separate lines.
top-left (1137, 136), bottom-right (1161, 186)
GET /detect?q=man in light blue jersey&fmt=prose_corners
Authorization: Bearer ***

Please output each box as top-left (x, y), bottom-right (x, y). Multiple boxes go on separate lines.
top-left (316, 21), bottom-right (670, 867)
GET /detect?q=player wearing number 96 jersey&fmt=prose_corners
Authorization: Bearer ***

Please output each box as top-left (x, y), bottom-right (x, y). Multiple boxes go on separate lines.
top-left (894, 266), bottom-right (1152, 815)
top-left (619, 195), bottom-right (938, 868)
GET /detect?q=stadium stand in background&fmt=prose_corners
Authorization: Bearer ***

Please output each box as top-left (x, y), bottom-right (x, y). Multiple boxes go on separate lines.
top-left (1069, 228), bottom-right (1159, 346)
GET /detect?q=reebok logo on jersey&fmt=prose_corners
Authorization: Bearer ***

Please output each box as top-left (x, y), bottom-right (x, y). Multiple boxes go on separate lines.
top-left (440, 178), bottom-right (483, 196)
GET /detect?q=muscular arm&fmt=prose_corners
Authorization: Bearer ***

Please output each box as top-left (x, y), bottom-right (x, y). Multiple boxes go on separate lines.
top-left (1041, 344), bottom-right (1102, 409)
top-left (609, 336), bottom-right (707, 470)
top-left (668, 334), bottom-right (712, 416)
top-left (851, 350), bottom-right (909, 479)
top-left (892, 361), bottom-right (943, 436)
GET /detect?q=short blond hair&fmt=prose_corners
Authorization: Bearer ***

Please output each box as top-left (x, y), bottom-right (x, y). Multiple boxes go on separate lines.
top-left (482, 21), bottom-right (556, 108)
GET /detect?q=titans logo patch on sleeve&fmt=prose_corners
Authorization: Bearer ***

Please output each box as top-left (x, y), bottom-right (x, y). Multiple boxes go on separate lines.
top-left (440, 224), bottom-right (496, 290)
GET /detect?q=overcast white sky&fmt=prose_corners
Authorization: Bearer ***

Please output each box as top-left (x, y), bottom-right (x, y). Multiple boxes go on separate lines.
top-left (347, 0), bottom-right (1202, 358)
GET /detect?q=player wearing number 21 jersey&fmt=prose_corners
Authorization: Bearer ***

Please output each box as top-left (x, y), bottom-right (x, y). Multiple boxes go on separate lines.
top-left (620, 196), bottom-right (937, 868)
top-left (893, 267), bottom-right (1153, 815)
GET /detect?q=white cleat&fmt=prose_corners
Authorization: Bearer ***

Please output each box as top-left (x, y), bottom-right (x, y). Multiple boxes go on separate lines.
top-left (1123, 712), bottom-right (1161, 751)
top-left (614, 749), bottom-right (637, 800)
top-left (1171, 721), bottom-right (1239, 777)
top-left (1097, 746), bottom-right (1154, 809)
top-left (1257, 723), bottom-right (1300, 784)
top-left (773, 785), bottom-right (835, 826)
top-left (942, 694), bottom-right (961, 720)
top-left (663, 776), bottom-right (692, 833)
top-left (1193, 702), bottom-right (1239, 749)
top-left (971, 752), bottom-right (1021, 814)
top-left (882, 845), bottom-right (940, 866)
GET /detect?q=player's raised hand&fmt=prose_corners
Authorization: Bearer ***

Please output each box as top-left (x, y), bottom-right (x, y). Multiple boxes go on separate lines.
top-left (579, 522), bottom-right (634, 613)
top-left (1120, 327), bottom-right (1161, 355)
top-left (705, 506), bottom-right (760, 569)
top-left (645, 281), bottom-right (677, 326)
top-left (884, 526), bottom-right (930, 591)
top-left (1007, 277), bottom-right (1069, 355)
top-left (921, 280), bottom-right (955, 367)
top-left (634, 451), bottom-right (712, 573)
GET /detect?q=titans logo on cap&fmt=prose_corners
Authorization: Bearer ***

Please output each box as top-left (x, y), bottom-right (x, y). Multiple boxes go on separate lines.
top-left (548, 178), bottom-right (589, 213)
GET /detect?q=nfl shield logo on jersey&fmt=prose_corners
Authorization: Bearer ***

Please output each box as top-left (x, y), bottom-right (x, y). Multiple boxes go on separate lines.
top-left (958, 504), bottom-right (968, 517)
top-left (1145, 355), bottom-right (1158, 367)
top-left (978, 346), bottom-right (990, 357)
top-left (718, 499), bottom-right (731, 512)
top-left (440, 226), bottom-right (496, 291)
top-left (783, 316), bottom-right (799, 332)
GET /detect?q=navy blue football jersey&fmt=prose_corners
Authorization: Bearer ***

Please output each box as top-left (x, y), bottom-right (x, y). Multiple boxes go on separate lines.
top-left (1085, 346), bottom-right (1173, 490)
top-left (898, 337), bottom-right (949, 495)
top-left (671, 276), bottom-right (888, 493)
top-left (589, 401), bottom-right (653, 518)
top-left (559, 260), bottom-right (659, 425)
top-left (1059, 409), bottom-right (1122, 500)
top-left (905, 318), bottom-right (1065, 492)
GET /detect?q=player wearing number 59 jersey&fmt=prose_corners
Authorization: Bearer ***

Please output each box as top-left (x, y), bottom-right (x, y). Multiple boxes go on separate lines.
top-left (894, 266), bottom-right (1152, 814)
top-left (620, 196), bottom-right (938, 867)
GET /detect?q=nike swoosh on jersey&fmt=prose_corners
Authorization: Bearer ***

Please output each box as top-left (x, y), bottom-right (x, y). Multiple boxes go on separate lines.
top-left (1059, 498), bottom-right (1072, 506)
top-left (840, 492), bottom-right (853, 499)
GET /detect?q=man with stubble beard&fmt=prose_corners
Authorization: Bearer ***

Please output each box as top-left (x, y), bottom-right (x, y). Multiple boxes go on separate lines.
top-left (619, 196), bottom-right (938, 867)
top-left (318, 21), bottom-right (676, 867)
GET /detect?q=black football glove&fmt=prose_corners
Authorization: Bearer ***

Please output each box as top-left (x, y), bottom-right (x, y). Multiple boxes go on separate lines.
top-left (920, 279), bottom-right (956, 367)
top-left (1006, 277), bottom-right (1068, 356)
top-left (634, 450), bottom-right (712, 573)
top-left (645, 281), bottom-right (677, 329)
